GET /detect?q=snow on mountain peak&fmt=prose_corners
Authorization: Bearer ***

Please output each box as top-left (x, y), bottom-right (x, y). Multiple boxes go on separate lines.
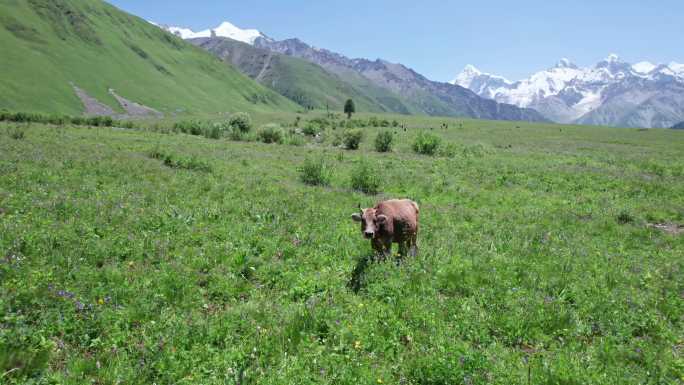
top-left (463, 64), bottom-right (482, 75)
top-left (606, 53), bottom-right (620, 62)
top-left (632, 61), bottom-right (656, 74)
top-left (451, 65), bottom-right (483, 87)
top-left (152, 20), bottom-right (265, 45)
top-left (452, 54), bottom-right (684, 124)
top-left (555, 58), bottom-right (577, 69)
top-left (669, 62), bottom-right (684, 74)
top-left (211, 21), bottom-right (263, 44)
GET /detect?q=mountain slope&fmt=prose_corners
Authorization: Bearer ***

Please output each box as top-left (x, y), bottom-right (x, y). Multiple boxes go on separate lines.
top-left (575, 77), bottom-right (684, 128)
top-left (453, 55), bottom-right (684, 128)
top-left (0, 0), bottom-right (297, 115)
top-left (189, 37), bottom-right (415, 113)
top-left (252, 37), bottom-right (547, 122)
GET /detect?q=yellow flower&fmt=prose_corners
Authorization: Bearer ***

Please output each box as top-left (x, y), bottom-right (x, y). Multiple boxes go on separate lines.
top-left (98, 298), bottom-right (104, 305)
top-left (354, 340), bottom-right (361, 349)
top-left (377, 379), bottom-right (383, 384)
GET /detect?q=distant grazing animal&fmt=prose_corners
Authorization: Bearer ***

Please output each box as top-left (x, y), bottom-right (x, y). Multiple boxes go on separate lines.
top-left (351, 199), bottom-right (419, 260)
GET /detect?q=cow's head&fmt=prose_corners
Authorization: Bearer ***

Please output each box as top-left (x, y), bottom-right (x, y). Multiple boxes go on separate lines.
top-left (351, 204), bottom-right (387, 239)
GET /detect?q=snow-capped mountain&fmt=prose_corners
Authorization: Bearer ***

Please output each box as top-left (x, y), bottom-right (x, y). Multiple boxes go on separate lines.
top-left (150, 21), bottom-right (266, 45)
top-left (149, 20), bottom-right (547, 122)
top-left (452, 55), bottom-right (684, 128)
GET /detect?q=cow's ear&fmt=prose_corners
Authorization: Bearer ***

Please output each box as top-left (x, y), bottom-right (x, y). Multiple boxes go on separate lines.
top-left (351, 213), bottom-right (362, 222)
top-left (376, 214), bottom-right (388, 224)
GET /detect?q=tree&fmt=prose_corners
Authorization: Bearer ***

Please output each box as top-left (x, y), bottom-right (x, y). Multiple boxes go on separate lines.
top-left (344, 99), bottom-right (356, 119)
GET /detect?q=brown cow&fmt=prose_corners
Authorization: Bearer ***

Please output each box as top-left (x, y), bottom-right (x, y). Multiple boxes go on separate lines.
top-left (351, 199), bottom-right (419, 260)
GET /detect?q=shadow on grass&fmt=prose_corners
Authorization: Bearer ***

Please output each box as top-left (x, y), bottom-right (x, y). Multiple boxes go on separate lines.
top-left (347, 255), bottom-right (373, 293)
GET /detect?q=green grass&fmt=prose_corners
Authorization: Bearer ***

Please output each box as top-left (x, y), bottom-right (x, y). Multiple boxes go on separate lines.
top-left (1, 114), bottom-right (683, 384)
top-left (0, 0), bottom-right (297, 115)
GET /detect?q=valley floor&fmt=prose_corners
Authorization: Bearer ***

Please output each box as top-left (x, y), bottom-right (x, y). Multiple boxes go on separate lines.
top-left (0, 116), bottom-right (682, 384)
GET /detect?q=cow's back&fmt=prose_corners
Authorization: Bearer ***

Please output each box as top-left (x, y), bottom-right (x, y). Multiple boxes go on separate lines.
top-left (376, 199), bottom-right (419, 232)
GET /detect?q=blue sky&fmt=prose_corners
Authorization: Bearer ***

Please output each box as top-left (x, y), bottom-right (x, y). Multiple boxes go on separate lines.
top-left (107, 0), bottom-right (683, 82)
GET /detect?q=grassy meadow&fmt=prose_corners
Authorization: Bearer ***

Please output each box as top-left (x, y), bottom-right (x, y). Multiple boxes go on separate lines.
top-left (1, 113), bottom-right (683, 384)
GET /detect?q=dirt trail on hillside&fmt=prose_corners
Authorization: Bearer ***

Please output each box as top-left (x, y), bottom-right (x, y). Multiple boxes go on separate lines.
top-left (71, 83), bottom-right (164, 118)
top-left (71, 83), bottom-right (117, 116)
top-left (255, 52), bottom-right (274, 82)
top-left (109, 89), bottom-right (163, 118)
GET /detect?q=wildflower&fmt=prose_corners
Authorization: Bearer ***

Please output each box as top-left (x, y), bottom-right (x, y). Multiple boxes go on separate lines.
top-left (377, 379), bottom-right (383, 384)
top-left (98, 298), bottom-right (104, 305)
top-left (354, 340), bottom-right (361, 349)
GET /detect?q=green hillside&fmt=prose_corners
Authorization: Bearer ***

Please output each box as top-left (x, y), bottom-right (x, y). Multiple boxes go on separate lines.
top-left (0, 0), bottom-right (298, 115)
top-left (191, 37), bottom-right (418, 114)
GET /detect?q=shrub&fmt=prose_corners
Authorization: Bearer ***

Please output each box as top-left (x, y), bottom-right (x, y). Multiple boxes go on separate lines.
top-left (0, 111), bottom-right (124, 128)
top-left (203, 124), bottom-right (222, 139)
top-left (257, 123), bottom-right (284, 144)
top-left (148, 147), bottom-right (212, 172)
top-left (8, 125), bottom-right (26, 140)
top-left (438, 142), bottom-right (459, 158)
top-left (284, 133), bottom-right (306, 146)
top-left (331, 133), bottom-right (343, 147)
top-left (413, 131), bottom-right (441, 155)
top-left (302, 123), bottom-right (321, 137)
top-left (374, 130), bottom-right (394, 152)
top-left (165, 155), bottom-right (212, 172)
top-left (86, 116), bottom-right (114, 127)
top-left (120, 120), bottom-right (136, 129)
top-left (200, 121), bottom-right (231, 139)
top-left (174, 120), bottom-right (207, 135)
top-left (343, 129), bottom-right (363, 150)
top-left (308, 117), bottom-right (331, 130)
top-left (8, 112), bottom-right (30, 122)
top-left (228, 112), bottom-right (252, 133)
top-left (87, 116), bottom-right (102, 127)
top-left (616, 210), bottom-right (635, 224)
top-left (299, 157), bottom-right (331, 186)
top-left (350, 159), bottom-right (380, 194)
top-left (345, 119), bottom-right (359, 129)
top-left (47, 115), bottom-right (67, 125)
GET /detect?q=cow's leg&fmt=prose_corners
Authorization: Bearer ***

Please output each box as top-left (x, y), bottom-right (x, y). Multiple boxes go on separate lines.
top-left (398, 241), bottom-right (408, 257)
top-left (372, 238), bottom-right (388, 261)
top-left (396, 240), bottom-right (409, 265)
top-left (381, 238), bottom-right (392, 261)
top-left (409, 234), bottom-right (418, 257)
